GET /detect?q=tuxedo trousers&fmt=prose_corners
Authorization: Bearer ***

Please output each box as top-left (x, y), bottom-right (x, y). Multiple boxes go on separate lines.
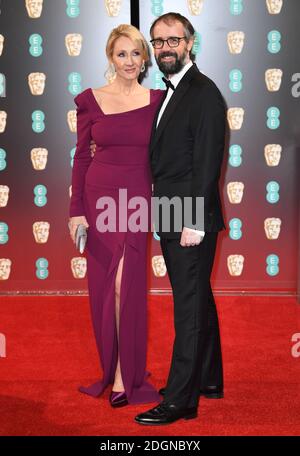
top-left (160, 232), bottom-right (223, 408)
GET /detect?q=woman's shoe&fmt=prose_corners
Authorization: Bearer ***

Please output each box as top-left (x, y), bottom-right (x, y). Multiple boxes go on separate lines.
top-left (109, 390), bottom-right (128, 408)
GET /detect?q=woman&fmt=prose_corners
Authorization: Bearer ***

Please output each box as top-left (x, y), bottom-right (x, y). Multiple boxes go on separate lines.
top-left (68, 24), bottom-right (164, 407)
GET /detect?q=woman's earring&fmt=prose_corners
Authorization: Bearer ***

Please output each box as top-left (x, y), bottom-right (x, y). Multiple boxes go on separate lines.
top-left (140, 61), bottom-right (146, 73)
top-left (104, 62), bottom-right (116, 83)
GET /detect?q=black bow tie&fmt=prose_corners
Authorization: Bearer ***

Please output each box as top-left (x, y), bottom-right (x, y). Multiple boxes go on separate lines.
top-left (162, 77), bottom-right (175, 91)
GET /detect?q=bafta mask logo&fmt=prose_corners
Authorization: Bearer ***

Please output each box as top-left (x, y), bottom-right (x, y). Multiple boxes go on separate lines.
top-left (264, 218), bottom-right (281, 240)
top-left (65, 33), bottom-right (83, 57)
top-left (67, 110), bottom-right (77, 133)
top-left (0, 185), bottom-right (9, 207)
top-left (71, 257), bottom-right (87, 279)
top-left (105, 0), bottom-right (122, 17)
top-left (28, 72), bottom-right (46, 95)
top-left (227, 254), bottom-right (244, 276)
top-left (265, 69), bottom-right (283, 92)
top-left (187, 0), bottom-right (204, 15)
top-left (227, 107), bottom-right (244, 130)
top-left (152, 255), bottom-right (167, 278)
top-left (266, 0), bottom-right (283, 14)
top-left (31, 147), bottom-right (48, 170)
top-left (264, 144), bottom-right (282, 166)
top-left (25, 0), bottom-right (43, 18)
top-left (0, 34), bottom-right (4, 56)
top-left (0, 110), bottom-right (7, 133)
top-left (33, 221), bottom-right (50, 243)
top-left (227, 181), bottom-right (244, 204)
top-left (227, 31), bottom-right (245, 54)
top-left (0, 258), bottom-right (11, 280)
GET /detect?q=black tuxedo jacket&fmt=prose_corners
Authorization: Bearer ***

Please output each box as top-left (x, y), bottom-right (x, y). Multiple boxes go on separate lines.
top-left (150, 63), bottom-right (226, 239)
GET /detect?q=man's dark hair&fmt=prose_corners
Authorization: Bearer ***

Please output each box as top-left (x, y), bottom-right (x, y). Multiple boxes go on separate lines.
top-left (150, 12), bottom-right (196, 60)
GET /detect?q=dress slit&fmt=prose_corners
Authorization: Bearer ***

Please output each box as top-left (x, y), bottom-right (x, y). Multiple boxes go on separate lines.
top-left (112, 243), bottom-right (126, 389)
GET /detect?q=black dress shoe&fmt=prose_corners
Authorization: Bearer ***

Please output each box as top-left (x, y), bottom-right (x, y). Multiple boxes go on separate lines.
top-left (159, 385), bottom-right (223, 399)
top-left (135, 402), bottom-right (198, 426)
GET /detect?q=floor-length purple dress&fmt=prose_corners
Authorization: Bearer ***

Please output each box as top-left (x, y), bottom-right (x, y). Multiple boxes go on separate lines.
top-left (69, 87), bottom-right (164, 404)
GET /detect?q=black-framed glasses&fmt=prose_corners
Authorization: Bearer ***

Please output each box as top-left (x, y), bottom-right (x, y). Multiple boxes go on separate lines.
top-left (150, 36), bottom-right (186, 49)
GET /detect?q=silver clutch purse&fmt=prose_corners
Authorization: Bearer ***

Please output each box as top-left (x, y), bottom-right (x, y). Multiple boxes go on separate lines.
top-left (75, 224), bottom-right (87, 254)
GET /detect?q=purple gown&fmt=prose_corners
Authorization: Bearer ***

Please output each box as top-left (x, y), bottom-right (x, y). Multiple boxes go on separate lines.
top-left (69, 88), bottom-right (164, 404)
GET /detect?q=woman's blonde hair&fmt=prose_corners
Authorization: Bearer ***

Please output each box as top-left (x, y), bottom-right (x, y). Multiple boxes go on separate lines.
top-left (106, 24), bottom-right (149, 63)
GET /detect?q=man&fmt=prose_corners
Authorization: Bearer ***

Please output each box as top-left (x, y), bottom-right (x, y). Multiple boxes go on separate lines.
top-left (135, 12), bottom-right (226, 426)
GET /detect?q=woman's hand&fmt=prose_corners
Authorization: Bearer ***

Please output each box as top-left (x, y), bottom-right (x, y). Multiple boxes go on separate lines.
top-left (90, 140), bottom-right (96, 157)
top-left (68, 216), bottom-right (89, 243)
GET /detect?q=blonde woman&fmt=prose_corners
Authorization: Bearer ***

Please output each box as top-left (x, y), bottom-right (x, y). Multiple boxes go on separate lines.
top-left (69, 25), bottom-right (164, 407)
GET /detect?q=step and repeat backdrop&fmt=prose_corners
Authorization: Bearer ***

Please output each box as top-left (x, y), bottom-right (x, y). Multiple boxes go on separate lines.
top-left (0, 0), bottom-right (299, 293)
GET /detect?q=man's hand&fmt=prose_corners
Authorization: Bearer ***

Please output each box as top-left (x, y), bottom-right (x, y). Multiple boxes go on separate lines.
top-left (180, 227), bottom-right (204, 247)
top-left (90, 140), bottom-right (96, 157)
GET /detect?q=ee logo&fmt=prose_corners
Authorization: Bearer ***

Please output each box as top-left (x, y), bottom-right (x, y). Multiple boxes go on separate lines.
top-left (267, 30), bottom-right (281, 54)
top-left (29, 34), bottom-right (43, 57)
top-left (266, 254), bottom-right (279, 276)
top-left (0, 148), bottom-right (6, 170)
top-left (229, 144), bottom-right (242, 167)
top-left (153, 230), bottom-right (160, 241)
top-left (267, 107), bottom-right (280, 129)
top-left (192, 32), bottom-right (201, 55)
top-left (229, 69), bottom-right (243, 93)
top-left (66, 0), bottom-right (80, 18)
top-left (70, 147), bottom-right (76, 167)
top-left (0, 222), bottom-right (8, 244)
top-left (151, 0), bottom-right (163, 17)
top-left (68, 72), bottom-right (82, 95)
top-left (0, 73), bottom-right (6, 97)
top-left (36, 258), bottom-right (49, 280)
top-left (230, 0), bottom-right (243, 15)
top-left (152, 71), bottom-right (165, 89)
top-left (229, 218), bottom-right (242, 240)
top-left (266, 181), bottom-right (280, 203)
top-left (32, 110), bottom-right (45, 133)
top-left (34, 184), bottom-right (47, 207)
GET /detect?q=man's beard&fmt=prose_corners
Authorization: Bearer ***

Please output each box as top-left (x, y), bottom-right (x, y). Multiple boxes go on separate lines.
top-left (156, 49), bottom-right (188, 75)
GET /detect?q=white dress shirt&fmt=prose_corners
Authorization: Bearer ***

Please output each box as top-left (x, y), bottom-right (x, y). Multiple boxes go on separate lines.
top-left (156, 60), bottom-right (205, 239)
top-left (156, 60), bottom-right (193, 127)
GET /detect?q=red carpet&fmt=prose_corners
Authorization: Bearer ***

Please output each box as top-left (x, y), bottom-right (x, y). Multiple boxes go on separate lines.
top-left (0, 295), bottom-right (299, 436)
